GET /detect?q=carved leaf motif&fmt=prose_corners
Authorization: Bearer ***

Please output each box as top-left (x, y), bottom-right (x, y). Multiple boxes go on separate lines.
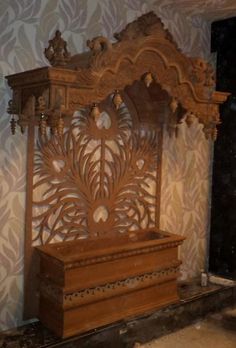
top-left (52, 159), bottom-right (66, 173)
top-left (93, 205), bottom-right (109, 223)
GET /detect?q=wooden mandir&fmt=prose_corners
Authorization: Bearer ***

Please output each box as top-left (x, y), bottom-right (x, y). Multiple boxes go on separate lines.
top-left (5, 12), bottom-right (229, 337)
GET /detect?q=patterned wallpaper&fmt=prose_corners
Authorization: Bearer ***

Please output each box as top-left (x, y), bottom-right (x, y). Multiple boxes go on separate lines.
top-left (0, 0), bottom-right (214, 331)
top-left (161, 0), bottom-right (236, 22)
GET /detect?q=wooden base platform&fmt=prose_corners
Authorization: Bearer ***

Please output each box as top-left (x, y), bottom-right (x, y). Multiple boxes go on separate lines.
top-left (0, 281), bottom-right (235, 348)
top-left (36, 229), bottom-right (184, 337)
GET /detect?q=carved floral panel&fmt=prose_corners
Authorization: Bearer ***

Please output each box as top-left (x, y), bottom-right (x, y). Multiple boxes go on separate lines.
top-left (32, 101), bottom-right (160, 245)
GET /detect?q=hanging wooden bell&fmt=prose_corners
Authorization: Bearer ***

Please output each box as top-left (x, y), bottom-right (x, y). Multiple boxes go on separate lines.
top-left (170, 97), bottom-right (178, 113)
top-left (212, 127), bottom-right (218, 141)
top-left (10, 116), bottom-right (16, 135)
top-left (18, 114), bottom-right (29, 134)
top-left (112, 90), bottom-right (122, 110)
top-left (39, 113), bottom-right (47, 135)
top-left (57, 116), bottom-right (64, 136)
top-left (90, 103), bottom-right (100, 119)
top-left (7, 100), bottom-right (13, 114)
top-left (144, 72), bottom-right (153, 87)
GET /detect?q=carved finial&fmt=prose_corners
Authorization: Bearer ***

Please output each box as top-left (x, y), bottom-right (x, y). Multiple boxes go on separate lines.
top-left (7, 99), bottom-right (18, 134)
top-left (212, 127), bottom-right (218, 141)
top-left (39, 113), bottom-right (47, 136)
top-left (57, 116), bottom-right (64, 136)
top-left (144, 72), bottom-right (153, 87)
top-left (90, 103), bottom-right (100, 119)
top-left (112, 90), bottom-right (122, 110)
top-left (10, 116), bottom-right (16, 135)
top-left (44, 30), bottom-right (71, 67)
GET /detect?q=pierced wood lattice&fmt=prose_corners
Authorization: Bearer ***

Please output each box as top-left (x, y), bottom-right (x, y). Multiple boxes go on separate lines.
top-left (32, 96), bottom-right (161, 245)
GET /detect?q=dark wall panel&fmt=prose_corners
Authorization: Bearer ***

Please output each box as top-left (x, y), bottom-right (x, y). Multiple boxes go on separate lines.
top-left (209, 18), bottom-right (236, 278)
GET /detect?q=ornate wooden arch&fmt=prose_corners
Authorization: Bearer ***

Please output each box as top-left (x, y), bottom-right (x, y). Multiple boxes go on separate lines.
top-left (6, 12), bottom-right (229, 139)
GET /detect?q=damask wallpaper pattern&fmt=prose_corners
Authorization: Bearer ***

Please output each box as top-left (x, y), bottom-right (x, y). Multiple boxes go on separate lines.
top-left (0, 0), bottom-right (213, 331)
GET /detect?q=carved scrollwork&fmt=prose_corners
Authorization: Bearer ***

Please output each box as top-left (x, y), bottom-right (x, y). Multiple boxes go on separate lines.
top-left (114, 11), bottom-right (172, 42)
top-left (202, 122), bottom-right (219, 141)
top-left (190, 57), bottom-right (215, 87)
top-left (87, 36), bottom-right (112, 55)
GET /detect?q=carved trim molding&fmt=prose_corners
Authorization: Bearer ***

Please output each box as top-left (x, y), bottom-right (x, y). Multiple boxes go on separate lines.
top-left (64, 240), bottom-right (183, 269)
top-left (39, 261), bottom-right (181, 308)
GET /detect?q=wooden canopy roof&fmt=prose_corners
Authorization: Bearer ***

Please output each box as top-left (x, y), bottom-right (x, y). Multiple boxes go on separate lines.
top-left (6, 11), bottom-right (229, 140)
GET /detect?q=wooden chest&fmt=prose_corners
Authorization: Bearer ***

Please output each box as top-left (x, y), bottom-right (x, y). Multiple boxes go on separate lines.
top-left (36, 229), bottom-right (184, 338)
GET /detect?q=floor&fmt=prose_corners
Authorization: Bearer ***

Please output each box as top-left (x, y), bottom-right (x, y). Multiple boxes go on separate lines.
top-left (0, 281), bottom-right (235, 347)
top-left (137, 317), bottom-right (236, 348)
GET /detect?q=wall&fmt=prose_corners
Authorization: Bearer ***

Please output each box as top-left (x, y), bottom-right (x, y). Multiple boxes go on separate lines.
top-left (0, 0), bottom-right (212, 331)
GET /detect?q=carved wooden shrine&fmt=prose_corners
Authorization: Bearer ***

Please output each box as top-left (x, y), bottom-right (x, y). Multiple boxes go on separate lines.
top-left (6, 12), bottom-right (229, 338)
